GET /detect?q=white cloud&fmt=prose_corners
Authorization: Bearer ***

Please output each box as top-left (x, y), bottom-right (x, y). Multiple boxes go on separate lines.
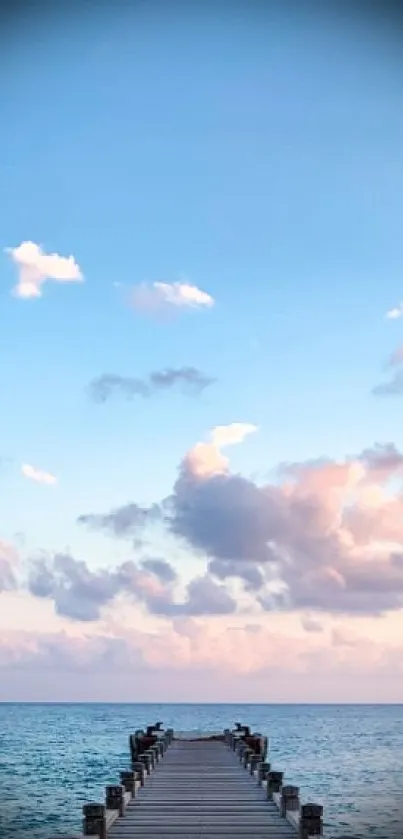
top-left (210, 423), bottom-right (258, 448)
top-left (21, 463), bottom-right (57, 486)
top-left (131, 280), bottom-right (214, 313)
top-left (386, 303), bottom-right (403, 320)
top-left (184, 423), bottom-right (258, 478)
top-left (6, 241), bottom-right (83, 299)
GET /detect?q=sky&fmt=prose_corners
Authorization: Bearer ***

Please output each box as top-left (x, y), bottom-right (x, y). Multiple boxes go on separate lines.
top-left (1, 1), bottom-right (403, 702)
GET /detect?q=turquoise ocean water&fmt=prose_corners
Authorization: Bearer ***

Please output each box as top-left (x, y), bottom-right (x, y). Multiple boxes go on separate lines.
top-left (0, 703), bottom-right (401, 839)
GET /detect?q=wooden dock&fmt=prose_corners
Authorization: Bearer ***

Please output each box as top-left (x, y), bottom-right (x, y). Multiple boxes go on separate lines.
top-left (53, 724), bottom-right (324, 839)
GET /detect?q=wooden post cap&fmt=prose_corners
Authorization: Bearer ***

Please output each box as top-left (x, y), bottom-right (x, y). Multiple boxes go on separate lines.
top-left (83, 804), bottom-right (106, 818)
top-left (82, 803), bottom-right (106, 839)
top-left (120, 770), bottom-right (136, 793)
top-left (105, 785), bottom-right (123, 805)
top-left (105, 785), bottom-right (125, 816)
top-left (267, 770), bottom-right (284, 796)
top-left (301, 804), bottom-right (323, 818)
top-left (268, 770), bottom-right (283, 783)
top-left (132, 761), bottom-right (146, 785)
top-left (281, 785), bottom-right (300, 815)
top-left (257, 761), bottom-right (271, 785)
top-left (282, 784), bottom-right (300, 798)
top-left (300, 803), bottom-right (323, 839)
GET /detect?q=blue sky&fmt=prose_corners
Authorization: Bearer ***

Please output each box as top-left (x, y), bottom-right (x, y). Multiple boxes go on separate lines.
top-left (1, 3), bottom-right (403, 701)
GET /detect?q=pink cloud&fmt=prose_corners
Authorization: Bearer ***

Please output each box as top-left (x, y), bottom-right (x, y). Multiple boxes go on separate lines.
top-left (76, 438), bottom-right (403, 618)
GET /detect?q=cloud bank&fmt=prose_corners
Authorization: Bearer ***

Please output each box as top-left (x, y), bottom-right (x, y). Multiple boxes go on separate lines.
top-left (0, 624), bottom-right (402, 702)
top-left (78, 428), bottom-right (403, 618)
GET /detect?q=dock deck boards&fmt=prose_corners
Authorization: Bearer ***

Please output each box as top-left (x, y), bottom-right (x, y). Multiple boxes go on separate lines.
top-left (108, 739), bottom-right (296, 838)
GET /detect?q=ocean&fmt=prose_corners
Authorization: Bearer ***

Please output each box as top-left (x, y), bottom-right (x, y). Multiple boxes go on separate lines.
top-left (0, 703), bottom-right (401, 839)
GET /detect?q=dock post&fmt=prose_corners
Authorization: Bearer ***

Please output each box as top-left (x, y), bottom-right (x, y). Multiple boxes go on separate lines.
top-left (249, 753), bottom-right (261, 775)
top-left (105, 785), bottom-right (125, 817)
top-left (300, 803), bottom-right (323, 838)
top-left (237, 741), bottom-right (246, 761)
top-left (258, 761), bottom-right (271, 786)
top-left (150, 743), bottom-right (160, 762)
top-left (83, 803), bottom-right (107, 839)
top-left (281, 784), bottom-right (300, 816)
top-left (243, 746), bottom-right (253, 768)
top-left (145, 748), bottom-right (155, 769)
top-left (138, 753), bottom-right (151, 775)
top-left (120, 770), bottom-right (137, 798)
top-left (132, 760), bottom-right (146, 786)
top-left (129, 734), bottom-right (136, 762)
top-left (267, 770), bottom-right (283, 799)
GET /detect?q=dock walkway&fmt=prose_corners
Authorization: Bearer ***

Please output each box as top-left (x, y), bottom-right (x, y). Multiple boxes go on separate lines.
top-left (54, 724), bottom-right (324, 839)
top-left (109, 739), bottom-right (300, 838)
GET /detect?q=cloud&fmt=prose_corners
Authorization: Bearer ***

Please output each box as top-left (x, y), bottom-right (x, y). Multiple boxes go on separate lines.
top-left (27, 553), bottom-right (157, 621)
top-left (26, 551), bottom-right (236, 621)
top-left (373, 345), bottom-right (403, 396)
top-left (359, 442), bottom-right (403, 479)
top-left (21, 463), bottom-right (57, 485)
top-left (87, 367), bottom-right (215, 403)
top-left (210, 423), bottom-right (257, 448)
top-left (78, 424), bottom-right (257, 536)
top-left (130, 280), bottom-right (214, 314)
top-left (5, 241), bottom-right (83, 299)
top-left (78, 432), bottom-right (403, 617)
top-left (0, 540), bottom-right (18, 592)
top-left (140, 557), bottom-right (177, 583)
top-left (373, 370), bottom-right (403, 397)
top-left (0, 630), bottom-right (149, 674)
top-left (209, 558), bottom-right (265, 591)
top-left (78, 502), bottom-right (160, 537)
top-left (386, 303), bottom-right (403, 320)
top-left (181, 423), bottom-right (258, 479)
top-left (169, 575), bottom-right (236, 616)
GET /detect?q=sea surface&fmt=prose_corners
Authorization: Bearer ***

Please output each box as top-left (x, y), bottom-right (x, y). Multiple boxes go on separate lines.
top-left (0, 703), bottom-right (401, 839)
